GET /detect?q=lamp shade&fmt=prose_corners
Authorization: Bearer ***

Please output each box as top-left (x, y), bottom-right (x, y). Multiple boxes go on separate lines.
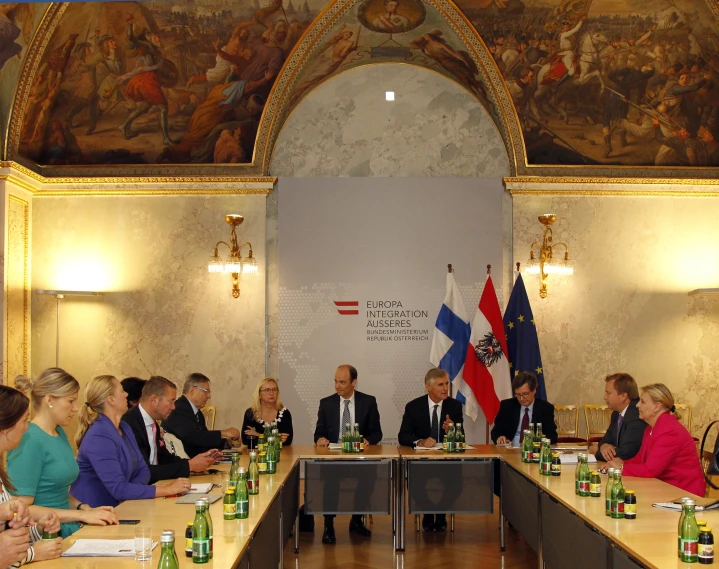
top-left (242, 256), bottom-right (259, 275)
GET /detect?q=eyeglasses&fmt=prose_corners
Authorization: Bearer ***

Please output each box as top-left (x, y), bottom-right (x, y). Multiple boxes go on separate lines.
top-left (193, 385), bottom-right (211, 394)
top-left (260, 388), bottom-right (279, 394)
top-left (514, 391), bottom-right (533, 400)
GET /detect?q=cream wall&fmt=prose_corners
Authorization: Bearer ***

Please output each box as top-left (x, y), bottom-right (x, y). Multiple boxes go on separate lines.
top-left (30, 194), bottom-right (267, 443)
top-left (513, 195), bottom-right (719, 438)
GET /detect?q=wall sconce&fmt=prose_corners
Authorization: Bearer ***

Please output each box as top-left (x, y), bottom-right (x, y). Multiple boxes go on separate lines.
top-left (525, 214), bottom-right (574, 299)
top-left (208, 214), bottom-right (257, 299)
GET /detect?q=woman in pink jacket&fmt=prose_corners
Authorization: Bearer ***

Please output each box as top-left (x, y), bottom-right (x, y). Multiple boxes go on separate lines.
top-left (605, 383), bottom-right (705, 496)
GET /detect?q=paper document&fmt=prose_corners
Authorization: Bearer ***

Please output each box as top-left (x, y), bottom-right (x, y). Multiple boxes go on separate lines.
top-left (653, 498), bottom-right (719, 512)
top-left (558, 453), bottom-right (597, 465)
top-left (414, 444), bottom-right (476, 451)
top-left (188, 483), bottom-right (213, 493)
top-left (327, 443), bottom-right (343, 450)
top-left (62, 539), bottom-right (158, 557)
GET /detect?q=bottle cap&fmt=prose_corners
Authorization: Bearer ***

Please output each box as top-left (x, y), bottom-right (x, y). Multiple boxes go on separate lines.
top-left (249, 450), bottom-right (257, 457)
top-left (187, 522), bottom-right (193, 527)
top-left (225, 489), bottom-right (235, 495)
top-left (702, 527), bottom-right (712, 532)
top-left (195, 499), bottom-right (205, 506)
top-left (685, 499), bottom-right (696, 506)
top-left (698, 520), bottom-right (708, 526)
top-left (625, 490), bottom-right (635, 494)
top-left (238, 466), bottom-right (246, 473)
top-left (160, 530), bottom-right (175, 543)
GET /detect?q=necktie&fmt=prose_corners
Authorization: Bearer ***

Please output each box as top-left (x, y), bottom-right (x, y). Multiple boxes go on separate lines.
top-left (519, 407), bottom-right (530, 443)
top-left (617, 414), bottom-right (624, 446)
top-left (431, 405), bottom-right (439, 441)
top-left (150, 422), bottom-right (158, 465)
top-left (340, 399), bottom-right (351, 443)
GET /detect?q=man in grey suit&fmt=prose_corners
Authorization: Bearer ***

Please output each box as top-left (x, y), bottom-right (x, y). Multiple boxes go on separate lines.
top-left (589, 373), bottom-right (646, 462)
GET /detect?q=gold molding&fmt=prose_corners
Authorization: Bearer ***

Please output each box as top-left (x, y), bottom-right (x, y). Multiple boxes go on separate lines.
top-left (29, 188), bottom-right (272, 197)
top-left (0, 175), bottom-right (37, 195)
top-left (6, 195), bottom-right (29, 377)
top-left (504, 176), bottom-right (719, 186)
top-left (509, 189), bottom-right (719, 197)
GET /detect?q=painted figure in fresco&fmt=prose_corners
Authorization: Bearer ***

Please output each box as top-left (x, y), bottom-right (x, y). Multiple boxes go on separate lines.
top-left (0, 3), bottom-right (34, 70)
top-left (410, 30), bottom-right (489, 102)
top-left (373, 0), bottom-right (411, 33)
top-left (289, 24), bottom-right (356, 107)
top-left (555, 17), bottom-right (584, 83)
top-left (117, 15), bottom-right (177, 145)
top-left (508, 67), bottom-right (542, 128)
top-left (213, 127), bottom-right (246, 163)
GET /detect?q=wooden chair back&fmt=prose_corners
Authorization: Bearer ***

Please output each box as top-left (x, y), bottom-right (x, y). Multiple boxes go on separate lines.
top-left (202, 405), bottom-right (217, 430)
top-left (674, 403), bottom-right (693, 437)
top-left (584, 404), bottom-right (612, 441)
top-left (555, 404), bottom-right (586, 443)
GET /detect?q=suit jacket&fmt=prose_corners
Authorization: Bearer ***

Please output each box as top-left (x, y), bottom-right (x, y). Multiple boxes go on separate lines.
top-left (594, 399), bottom-right (646, 461)
top-left (623, 412), bottom-right (705, 496)
top-left (162, 396), bottom-right (225, 458)
top-left (313, 391), bottom-right (382, 445)
top-left (490, 397), bottom-right (558, 444)
top-left (70, 414), bottom-right (154, 507)
top-left (122, 404), bottom-right (190, 484)
top-left (398, 395), bottom-right (464, 447)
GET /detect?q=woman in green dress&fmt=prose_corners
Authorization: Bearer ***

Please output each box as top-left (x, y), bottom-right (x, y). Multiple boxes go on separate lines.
top-left (8, 368), bottom-right (118, 537)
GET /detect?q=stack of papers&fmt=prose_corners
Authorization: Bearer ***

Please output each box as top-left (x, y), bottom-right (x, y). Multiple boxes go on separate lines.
top-left (558, 453), bottom-right (597, 465)
top-left (62, 539), bottom-right (158, 557)
top-left (415, 444), bottom-right (476, 451)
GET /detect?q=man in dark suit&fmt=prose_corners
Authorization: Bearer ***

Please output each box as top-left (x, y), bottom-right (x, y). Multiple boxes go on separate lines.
top-left (589, 372), bottom-right (646, 462)
top-left (122, 376), bottom-right (217, 484)
top-left (162, 372), bottom-right (240, 458)
top-left (491, 371), bottom-right (558, 445)
top-left (314, 365), bottom-right (382, 544)
top-left (398, 368), bottom-right (464, 532)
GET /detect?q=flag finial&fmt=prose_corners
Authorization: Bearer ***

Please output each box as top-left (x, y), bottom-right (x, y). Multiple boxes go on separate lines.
top-left (486, 264), bottom-right (491, 275)
top-left (516, 262), bottom-right (521, 271)
top-left (448, 264), bottom-right (453, 273)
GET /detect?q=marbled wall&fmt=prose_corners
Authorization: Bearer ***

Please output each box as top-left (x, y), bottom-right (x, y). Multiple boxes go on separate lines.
top-left (513, 195), bottom-right (719, 439)
top-left (270, 64), bottom-right (510, 178)
top-left (5, 190), bottom-right (29, 381)
top-left (31, 194), bottom-right (267, 443)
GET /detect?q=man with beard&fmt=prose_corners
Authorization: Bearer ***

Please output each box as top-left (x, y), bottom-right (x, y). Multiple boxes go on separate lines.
top-left (118, 15), bottom-right (176, 145)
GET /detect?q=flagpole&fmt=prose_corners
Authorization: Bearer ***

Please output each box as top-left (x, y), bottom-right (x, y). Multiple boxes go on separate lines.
top-left (448, 263), bottom-right (453, 400)
top-left (485, 264), bottom-right (491, 444)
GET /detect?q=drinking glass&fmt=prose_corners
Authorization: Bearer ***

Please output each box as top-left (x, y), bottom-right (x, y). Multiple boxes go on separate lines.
top-left (134, 526), bottom-right (152, 561)
top-left (246, 435), bottom-right (257, 451)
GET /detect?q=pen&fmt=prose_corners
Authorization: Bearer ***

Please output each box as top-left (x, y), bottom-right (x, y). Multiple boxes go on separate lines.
top-left (119, 550), bottom-right (132, 552)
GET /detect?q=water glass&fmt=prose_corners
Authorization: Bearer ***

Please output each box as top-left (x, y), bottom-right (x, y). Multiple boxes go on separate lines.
top-left (220, 471), bottom-right (231, 493)
top-left (134, 526), bottom-right (152, 561)
top-left (246, 435), bottom-right (257, 451)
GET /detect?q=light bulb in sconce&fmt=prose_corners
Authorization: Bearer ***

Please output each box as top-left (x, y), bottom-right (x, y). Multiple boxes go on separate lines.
top-left (208, 251), bottom-right (224, 273)
top-left (224, 255), bottom-right (242, 274)
top-left (242, 254), bottom-right (259, 275)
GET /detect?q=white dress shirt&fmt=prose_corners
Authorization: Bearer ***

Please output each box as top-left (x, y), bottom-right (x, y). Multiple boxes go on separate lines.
top-left (418, 395), bottom-right (443, 445)
top-left (338, 392), bottom-right (356, 435)
top-left (138, 403), bottom-right (158, 465)
top-left (511, 400), bottom-right (535, 447)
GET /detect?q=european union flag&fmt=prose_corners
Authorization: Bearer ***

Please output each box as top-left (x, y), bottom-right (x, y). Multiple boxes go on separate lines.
top-left (503, 273), bottom-right (547, 400)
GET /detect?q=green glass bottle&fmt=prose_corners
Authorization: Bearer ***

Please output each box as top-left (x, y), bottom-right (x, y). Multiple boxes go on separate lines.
top-left (533, 424), bottom-right (542, 463)
top-left (158, 530), bottom-right (179, 569)
top-left (192, 500), bottom-right (209, 564)
top-left (446, 423), bottom-right (456, 453)
top-left (223, 489), bottom-right (236, 520)
top-left (605, 468), bottom-right (616, 515)
top-left (229, 451), bottom-right (240, 481)
top-left (578, 455), bottom-right (591, 497)
top-left (266, 437), bottom-right (277, 474)
top-left (342, 423), bottom-right (351, 453)
top-left (610, 470), bottom-right (625, 519)
top-left (522, 430), bottom-right (533, 463)
top-left (258, 434), bottom-right (266, 454)
top-left (678, 497), bottom-right (692, 557)
top-left (200, 498), bottom-right (213, 559)
top-left (248, 450), bottom-right (260, 495)
top-left (235, 467), bottom-right (249, 519)
top-left (258, 446), bottom-right (268, 475)
top-left (681, 499), bottom-right (700, 563)
top-left (575, 454), bottom-right (584, 495)
top-left (540, 438), bottom-right (552, 476)
top-left (456, 423), bottom-right (466, 453)
top-left (272, 428), bottom-right (281, 461)
top-left (41, 529), bottom-right (58, 540)
top-left (589, 471), bottom-right (601, 497)
top-left (352, 423), bottom-right (362, 453)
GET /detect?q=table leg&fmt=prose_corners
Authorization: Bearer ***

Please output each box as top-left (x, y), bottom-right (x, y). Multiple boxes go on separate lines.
top-left (500, 489), bottom-right (506, 551)
top-left (294, 513), bottom-right (300, 554)
top-left (396, 457), bottom-right (405, 551)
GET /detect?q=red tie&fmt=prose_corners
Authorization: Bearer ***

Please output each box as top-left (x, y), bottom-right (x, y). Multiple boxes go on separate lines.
top-left (519, 408), bottom-right (530, 443)
top-left (151, 422), bottom-right (158, 465)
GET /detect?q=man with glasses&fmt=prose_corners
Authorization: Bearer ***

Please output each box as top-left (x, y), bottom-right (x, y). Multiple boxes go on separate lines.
top-left (491, 371), bottom-right (558, 446)
top-left (162, 372), bottom-right (241, 457)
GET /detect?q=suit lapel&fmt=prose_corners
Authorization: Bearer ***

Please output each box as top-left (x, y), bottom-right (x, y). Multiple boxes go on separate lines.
top-left (354, 392), bottom-right (365, 427)
top-left (330, 394), bottom-right (341, 442)
top-left (424, 397), bottom-right (433, 438)
top-left (133, 407), bottom-right (151, 455)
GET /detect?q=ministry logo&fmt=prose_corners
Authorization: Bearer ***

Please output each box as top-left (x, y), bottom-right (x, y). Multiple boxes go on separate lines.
top-left (333, 301), bottom-right (359, 315)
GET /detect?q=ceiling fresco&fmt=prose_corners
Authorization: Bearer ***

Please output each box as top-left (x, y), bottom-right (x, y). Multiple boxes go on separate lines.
top-left (2, 0), bottom-right (719, 174)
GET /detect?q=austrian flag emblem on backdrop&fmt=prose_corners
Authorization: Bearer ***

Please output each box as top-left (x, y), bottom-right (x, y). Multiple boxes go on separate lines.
top-left (334, 301), bottom-right (359, 315)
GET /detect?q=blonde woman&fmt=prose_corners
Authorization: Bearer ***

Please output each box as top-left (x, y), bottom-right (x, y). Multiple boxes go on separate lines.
top-left (9, 370), bottom-right (118, 537)
top-left (241, 378), bottom-right (293, 446)
top-left (70, 376), bottom-right (189, 507)
top-left (605, 383), bottom-right (705, 495)
top-left (0, 385), bottom-right (63, 567)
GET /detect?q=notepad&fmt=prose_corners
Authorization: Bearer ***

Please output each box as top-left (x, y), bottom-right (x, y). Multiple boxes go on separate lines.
top-left (653, 498), bottom-right (719, 512)
top-left (558, 453), bottom-right (597, 465)
top-left (175, 493), bottom-right (223, 504)
top-left (188, 483), bottom-right (213, 494)
top-left (327, 443), bottom-right (365, 451)
top-left (414, 444), bottom-right (477, 451)
top-left (62, 539), bottom-right (158, 557)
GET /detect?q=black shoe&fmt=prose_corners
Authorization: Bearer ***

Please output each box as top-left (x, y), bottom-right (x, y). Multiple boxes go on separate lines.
top-left (322, 524), bottom-right (336, 545)
top-left (422, 514), bottom-right (435, 531)
top-left (434, 514), bottom-right (447, 532)
top-left (349, 518), bottom-right (372, 537)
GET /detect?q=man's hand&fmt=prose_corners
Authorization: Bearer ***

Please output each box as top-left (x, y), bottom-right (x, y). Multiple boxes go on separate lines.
top-left (599, 443), bottom-right (617, 462)
top-left (496, 436), bottom-right (510, 445)
top-left (587, 442), bottom-right (598, 455)
top-left (604, 457), bottom-right (624, 471)
top-left (417, 438), bottom-right (437, 448)
top-left (189, 450), bottom-right (218, 473)
top-left (221, 427), bottom-right (240, 439)
top-left (441, 414), bottom-right (453, 431)
top-left (316, 437), bottom-right (330, 447)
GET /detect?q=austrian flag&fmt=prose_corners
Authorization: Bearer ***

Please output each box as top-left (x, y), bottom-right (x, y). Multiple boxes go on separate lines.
top-left (462, 275), bottom-right (512, 425)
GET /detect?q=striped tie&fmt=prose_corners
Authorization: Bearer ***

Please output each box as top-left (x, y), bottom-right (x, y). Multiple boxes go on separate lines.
top-left (340, 399), bottom-right (351, 442)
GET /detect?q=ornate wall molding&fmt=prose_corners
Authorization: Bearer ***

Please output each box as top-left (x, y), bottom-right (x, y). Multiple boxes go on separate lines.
top-left (505, 176), bottom-right (719, 196)
top-left (5, 194), bottom-right (29, 380)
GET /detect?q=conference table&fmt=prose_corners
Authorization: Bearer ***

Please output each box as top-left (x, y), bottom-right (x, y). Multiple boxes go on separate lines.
top-left (36, 444), bottom-right (716, 569)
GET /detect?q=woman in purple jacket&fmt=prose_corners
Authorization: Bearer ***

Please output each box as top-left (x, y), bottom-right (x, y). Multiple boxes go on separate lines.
top-left (70, 375), bottom-right (189, 507)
